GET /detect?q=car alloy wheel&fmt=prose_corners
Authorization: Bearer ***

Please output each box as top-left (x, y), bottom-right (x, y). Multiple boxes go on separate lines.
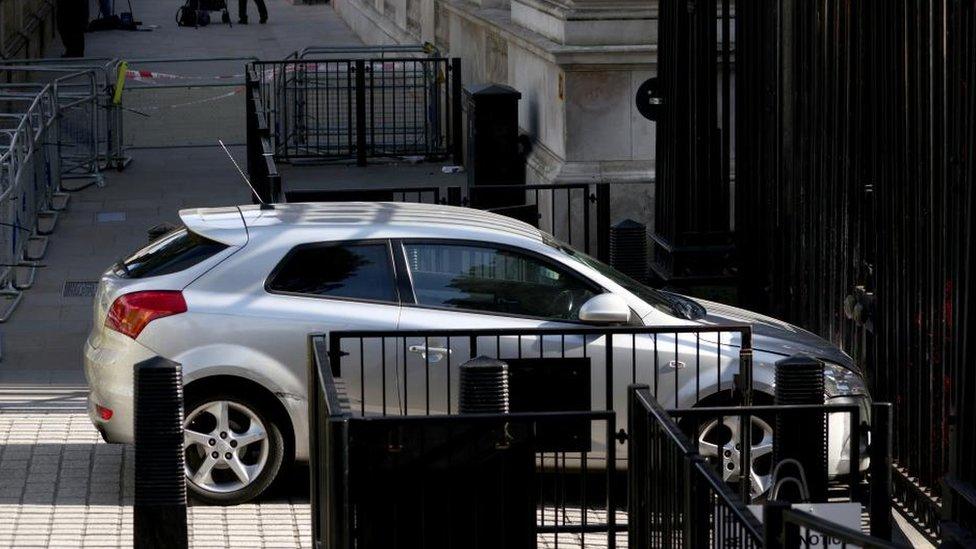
top-left (184, 399), bottom-right (271, 496)
top-left (697, 415), bottom-right (774, 500)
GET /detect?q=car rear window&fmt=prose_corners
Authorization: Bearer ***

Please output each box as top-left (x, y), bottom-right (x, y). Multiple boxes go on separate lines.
top-left (117, 228), bottom-right (228, 279)
top-left (266, 242), bottom-right (397, 303)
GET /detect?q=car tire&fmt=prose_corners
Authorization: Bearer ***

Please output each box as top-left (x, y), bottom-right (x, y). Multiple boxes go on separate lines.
top-left (182, 392), bottom-right (286, 506)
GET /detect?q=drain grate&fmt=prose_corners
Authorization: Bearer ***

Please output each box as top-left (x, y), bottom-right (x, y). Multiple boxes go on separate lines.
top-left (62, 281), bottom-right (98, 298)
top-left (95, 211), bottom-right (126, 223)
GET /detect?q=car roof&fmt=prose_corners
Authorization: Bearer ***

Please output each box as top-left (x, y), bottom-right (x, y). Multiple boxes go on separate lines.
top-left (221, 202), bottom-right (547, 243)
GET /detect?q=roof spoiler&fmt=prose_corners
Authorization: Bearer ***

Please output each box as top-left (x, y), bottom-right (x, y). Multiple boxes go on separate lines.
top-left (178, 207), bottom-right (248, 246)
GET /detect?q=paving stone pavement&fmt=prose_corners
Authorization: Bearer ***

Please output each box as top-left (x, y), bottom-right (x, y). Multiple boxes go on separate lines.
top-left (0, 412), bottom-right (311, 548)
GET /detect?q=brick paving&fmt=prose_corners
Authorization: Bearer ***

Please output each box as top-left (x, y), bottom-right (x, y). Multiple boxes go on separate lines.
top-left (0, 410), bottom-right (311, 548)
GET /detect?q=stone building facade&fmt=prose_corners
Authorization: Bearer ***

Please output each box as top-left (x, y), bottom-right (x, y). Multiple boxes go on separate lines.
top-left (333, 0), bottom-right (656, 193)
top-left (1, 0), bottom-right (56, 60)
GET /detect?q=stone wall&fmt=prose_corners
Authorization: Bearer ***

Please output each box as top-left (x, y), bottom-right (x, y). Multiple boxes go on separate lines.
top-left (332, 0), bottom-right (658, 225)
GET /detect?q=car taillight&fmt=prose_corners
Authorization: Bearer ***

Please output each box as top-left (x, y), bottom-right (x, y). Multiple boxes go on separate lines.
top-left (105, 291), bottom-right (187, 339)
top-left (95, 404), bottom-right (113, 421)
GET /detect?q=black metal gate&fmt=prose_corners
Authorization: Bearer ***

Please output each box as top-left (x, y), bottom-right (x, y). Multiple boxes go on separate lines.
top-left (251, 57), bottom-right (462, 166)
top-left (732, 0), bottom-right (976, 540)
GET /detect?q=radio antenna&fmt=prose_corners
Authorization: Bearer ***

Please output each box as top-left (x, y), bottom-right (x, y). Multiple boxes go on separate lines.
top-left (218, 139), bottom-right (273, 209)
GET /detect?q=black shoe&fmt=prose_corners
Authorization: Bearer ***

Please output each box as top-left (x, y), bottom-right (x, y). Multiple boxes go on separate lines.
top-left (238, 17), bottom-right (248, 24)
top-left (259, 17), bottom-right (267, 24)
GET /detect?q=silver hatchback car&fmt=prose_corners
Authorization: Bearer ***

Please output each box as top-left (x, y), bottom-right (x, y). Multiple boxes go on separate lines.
top-left (85, 202), bottom-right (870, 505)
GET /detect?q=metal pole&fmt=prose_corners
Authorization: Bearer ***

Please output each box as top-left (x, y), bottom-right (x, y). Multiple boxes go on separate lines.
top-left (133, 356), bottom-right (188, 549)
top-left (596, 183), bottom-right (611, 263)
top-left (450, 58), bottom-right (463, 166)
top-left (354, 59), bottom-right (367, 167)
top-left (870, 402), bottom-right (893, 540)
top-left (762, 500), bottom-right (790, 549)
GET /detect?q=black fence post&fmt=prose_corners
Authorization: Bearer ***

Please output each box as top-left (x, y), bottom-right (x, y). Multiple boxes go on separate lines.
top-left (595, 183), bottom-right (611, 263)
top-left (450, 57), bottom-right (463, 166)
top-left (683, 456), bottom-right (709, 548)
top-left (762, 500), bottom-right (790, 549)
top-left (870, 402), bottom-right (893, 540)
top-left (245, 68), bottom-right (263, 204)
top-left (133, 357), bottom-right (187, 549)
top-left (354, 59), bottom-right (367, 167)
top-left (268, 172), bottom-right (281, 204)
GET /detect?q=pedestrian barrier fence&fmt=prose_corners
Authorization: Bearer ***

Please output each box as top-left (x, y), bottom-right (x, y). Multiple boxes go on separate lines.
top-left (292, 43), bottom-right (440, 60)
top-left (0, 73), bottom-right (80, 322)
top-left (115, 57), bottom-right (256, 151)
top-left (0, 58), bottom-right (125, 171)
top-left (0, 66), bottom-right (105, 186)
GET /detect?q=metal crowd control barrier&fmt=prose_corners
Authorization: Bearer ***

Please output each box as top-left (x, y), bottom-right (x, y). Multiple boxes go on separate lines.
top-left (294, 43), bottom-right (440, 60)
top-left (0, 78), bottom-right (66, 321)
top-left (251, 56), bottom-right (463, 166)
top-left (0, 58), bottom-right (126, 171)
top-left (114, 57), bottom-right (257, 151)
top-left (0, 67), bottom-right (104, 187)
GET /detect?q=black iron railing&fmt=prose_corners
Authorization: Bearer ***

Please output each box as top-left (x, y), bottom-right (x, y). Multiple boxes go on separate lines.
top-left (244, 66), bottom-right (281, 203)
top-left (763, 502), bottom-right (904, 549)
top-left (628, 384), bottom-right (763, 548)
top-left (629, 386), bottom-right (900, 548)
top-left (308, 334), bottom-right (623, 548)
top-left (324, 325), bottom-right (755, 419)
top-left (281, 182), bottom-right (613, 262)
top-left (283, 185), bottom-right (455, 206)
top-left (250, 57), bottom-right (462, 166)
top-left (307, 336), bottom-right (351, 549)
top-left (731, 0), bottom-right (976, 540)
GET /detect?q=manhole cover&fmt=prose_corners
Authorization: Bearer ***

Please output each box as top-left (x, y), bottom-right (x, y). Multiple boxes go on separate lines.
top-left (95, 211), bottom-right (126, 223)
top-left (62, 281), bottom-right (98, 298)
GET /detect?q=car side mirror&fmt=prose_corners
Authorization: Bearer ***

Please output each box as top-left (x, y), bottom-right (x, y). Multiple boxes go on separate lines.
top-left (578, 294), bottom-right (631, 324)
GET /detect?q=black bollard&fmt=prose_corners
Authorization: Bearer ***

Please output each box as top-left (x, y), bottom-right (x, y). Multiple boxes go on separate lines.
top-left (774, 354), bottom-right (826, 502)
top-left (133, 357), bottom-right (188, 549)
top-left (458, 356), bottom-right (510, 414)
top-left (609, 219), bottom-right (648, 283)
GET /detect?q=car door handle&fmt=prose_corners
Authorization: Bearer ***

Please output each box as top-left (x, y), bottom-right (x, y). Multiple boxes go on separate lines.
top-left (408, 345), bottom-right (452, 362)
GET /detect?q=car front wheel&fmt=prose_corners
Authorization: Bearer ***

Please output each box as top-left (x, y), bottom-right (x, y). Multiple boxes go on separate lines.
top-left (182, 394), bottom-right (285, 505)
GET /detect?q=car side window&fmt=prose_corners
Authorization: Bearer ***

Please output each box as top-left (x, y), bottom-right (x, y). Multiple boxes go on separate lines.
top-left (403, 242), bottom-right (597, 320)
top-left (267, 242), bottom-right (398, 303)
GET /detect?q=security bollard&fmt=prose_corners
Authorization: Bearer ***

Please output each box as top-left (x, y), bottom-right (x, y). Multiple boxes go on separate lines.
top-left (774, 354), bottom-right (827, 502)
top-left (133, 357), bottom-right (188, 549)
top-left (458, 356), bottom-right (510, 414)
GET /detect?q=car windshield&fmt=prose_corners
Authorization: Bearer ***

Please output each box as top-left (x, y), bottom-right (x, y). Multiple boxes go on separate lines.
top-left (545, 238), bottom-right (703, 319)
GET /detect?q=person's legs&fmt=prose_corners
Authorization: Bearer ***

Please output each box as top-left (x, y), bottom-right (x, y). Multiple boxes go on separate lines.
top-left (238, 0), bottom-right (249, 23)
top-left (57, 0), bottom-right (87, 57)
top-left (255, 0), bottom-right (267, 22)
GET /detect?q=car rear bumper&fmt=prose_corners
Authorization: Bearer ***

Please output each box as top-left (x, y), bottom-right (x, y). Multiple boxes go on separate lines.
top-left (84, 329), bottom-right (158, 444)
